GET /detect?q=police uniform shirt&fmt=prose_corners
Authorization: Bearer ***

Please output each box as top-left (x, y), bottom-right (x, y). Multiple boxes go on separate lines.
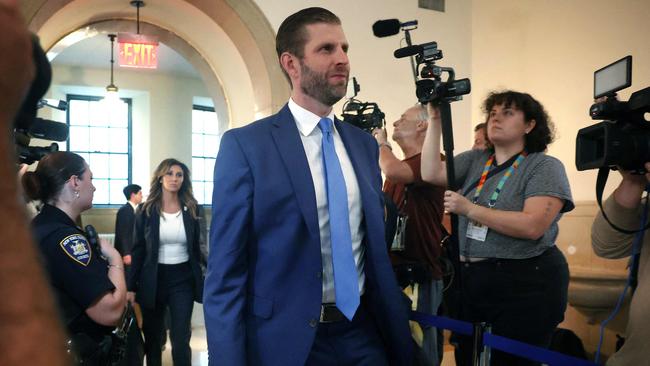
top-left (32, 204), bottom-right (115, 337)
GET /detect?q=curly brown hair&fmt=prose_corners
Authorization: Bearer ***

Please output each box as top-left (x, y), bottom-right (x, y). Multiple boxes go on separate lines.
top-left (482, 90), bottom-right (555, 153)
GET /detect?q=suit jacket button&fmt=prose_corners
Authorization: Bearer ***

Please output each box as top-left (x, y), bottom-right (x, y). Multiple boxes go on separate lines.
top-left (309, 319), bottom-right (318, 328)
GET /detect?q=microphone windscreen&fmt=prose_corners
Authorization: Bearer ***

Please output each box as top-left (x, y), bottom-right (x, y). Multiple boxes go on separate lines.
top-left (372, 19), bottom-right (401, 37)
top-left (393, 45), bottom-right (423, 59)
top-left (28, 118), bottom-right (69, 141)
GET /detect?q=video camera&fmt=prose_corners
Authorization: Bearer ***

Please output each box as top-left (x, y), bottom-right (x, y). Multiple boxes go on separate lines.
top-left (373, 18), bottom-right (470, 104)
top-left (14, 36), bottom-right (69, 165)
top-left (341, 77), bottom-right (386, 133)
top-left (576, 56), bottom-right (650, 172)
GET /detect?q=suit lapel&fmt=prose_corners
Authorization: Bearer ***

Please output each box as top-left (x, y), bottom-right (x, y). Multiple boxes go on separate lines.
top-left (270, 105), bottom-right (319, 238)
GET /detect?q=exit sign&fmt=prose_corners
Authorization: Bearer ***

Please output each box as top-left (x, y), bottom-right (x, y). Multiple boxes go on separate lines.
top-left (117, 33), bottom-right (159, 69)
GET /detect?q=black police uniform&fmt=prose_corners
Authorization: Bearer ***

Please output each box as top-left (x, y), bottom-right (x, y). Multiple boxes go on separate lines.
top-left (32, 204), bottom-right (115, 362)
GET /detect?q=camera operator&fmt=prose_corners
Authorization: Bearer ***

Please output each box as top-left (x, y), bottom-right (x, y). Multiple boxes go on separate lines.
top-left (421, 91), bottom-right (574, 365)
top-left (0, 1), bottom-right (69, 365)
top-left (373, 104), bottom-right (446, 365)
top-left (591, 162), bottom-right (650, 366)
top-left (23, 151), bottom-right (127, 364)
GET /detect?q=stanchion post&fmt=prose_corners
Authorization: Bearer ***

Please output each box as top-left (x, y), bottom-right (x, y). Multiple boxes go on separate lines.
top-left (472, 322), bottom-right (486, 366)
top-left (481, 324), bottom-right (492, 366)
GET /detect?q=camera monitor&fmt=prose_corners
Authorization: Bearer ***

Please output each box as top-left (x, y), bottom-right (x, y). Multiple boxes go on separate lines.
top-left (594, 55), bottom-right (632, 99)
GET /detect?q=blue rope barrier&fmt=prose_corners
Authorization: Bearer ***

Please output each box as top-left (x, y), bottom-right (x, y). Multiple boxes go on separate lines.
top-left (410, 311), bottom-right (599, 366)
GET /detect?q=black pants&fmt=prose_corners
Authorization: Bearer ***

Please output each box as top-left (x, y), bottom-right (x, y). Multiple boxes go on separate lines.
top-left (454, 246), bottom-right (569, 366)
top-left (141, 263), bottom-right (194, 366)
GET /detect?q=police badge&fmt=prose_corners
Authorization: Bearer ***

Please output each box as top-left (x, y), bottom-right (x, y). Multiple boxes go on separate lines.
top-left (60, 234), bottom-right (92, 266)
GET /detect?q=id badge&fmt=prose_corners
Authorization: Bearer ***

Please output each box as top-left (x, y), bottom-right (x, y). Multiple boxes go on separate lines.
top-left (466, 220), bottom-right (488, 242)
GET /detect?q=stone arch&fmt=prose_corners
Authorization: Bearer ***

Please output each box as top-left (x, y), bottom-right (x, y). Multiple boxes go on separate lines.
top-left (22, 0), bottom-right (289, 129)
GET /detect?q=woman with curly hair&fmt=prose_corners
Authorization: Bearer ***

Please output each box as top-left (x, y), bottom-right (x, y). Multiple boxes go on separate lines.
top-left (421, 91), bottom-right (574, 365)
top-left (127, 158), bottom-right (206, 366)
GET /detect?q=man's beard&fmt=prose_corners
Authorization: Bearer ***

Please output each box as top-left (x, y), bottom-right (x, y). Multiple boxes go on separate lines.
top-left (299, 60), bottom-right (348, 107)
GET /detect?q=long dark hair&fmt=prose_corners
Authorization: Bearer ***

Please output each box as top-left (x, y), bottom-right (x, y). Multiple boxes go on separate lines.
top-left (142, 158), bottom-right (198, 219)
top-left (482, 90), bottom-right (555, 153)
top-left (22, 152), bottom-right (87, 204)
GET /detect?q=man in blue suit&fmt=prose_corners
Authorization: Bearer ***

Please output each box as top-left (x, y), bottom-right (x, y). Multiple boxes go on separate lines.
top-left (204, 7), bottom-right (412, 366)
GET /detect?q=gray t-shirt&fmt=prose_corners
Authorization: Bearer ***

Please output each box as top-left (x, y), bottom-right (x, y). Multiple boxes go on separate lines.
top-left (454, 149), bottom-right (574, 259)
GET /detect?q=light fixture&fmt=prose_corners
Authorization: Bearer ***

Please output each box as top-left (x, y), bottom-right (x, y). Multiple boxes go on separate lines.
top-left (104, 34), bottom-right (119, 104)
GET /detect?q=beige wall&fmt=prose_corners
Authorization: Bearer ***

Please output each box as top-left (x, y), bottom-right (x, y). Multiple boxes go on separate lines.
top-left (255, 0), bottom-right (474, 158)
top-left (472, 0), bottom-right (650, 201)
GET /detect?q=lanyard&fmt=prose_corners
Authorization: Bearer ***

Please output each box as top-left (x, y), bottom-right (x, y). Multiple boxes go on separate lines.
top-left (472, 152), bottom-right (527, 207)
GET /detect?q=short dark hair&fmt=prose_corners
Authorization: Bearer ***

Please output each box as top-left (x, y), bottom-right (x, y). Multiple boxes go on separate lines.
top-left (474, 122), bottom-right (486, 132)
top-left (123, 184), bottom-right (141, 200)
top-left (275, 7), bottom-right (341, 81)
top-left (22, 152), bottom-right (87, 203)
top-left (482, 90), bottom-right (555, 153)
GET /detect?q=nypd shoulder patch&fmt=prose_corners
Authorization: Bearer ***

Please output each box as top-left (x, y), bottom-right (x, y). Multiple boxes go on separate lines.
top-left (59, 234), bottom-right (92, 266)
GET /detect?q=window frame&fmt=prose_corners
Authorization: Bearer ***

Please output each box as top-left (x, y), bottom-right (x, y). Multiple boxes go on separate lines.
top-left (65, 94), bottom-right (133, 208)
top-left (191, 104), bottom-right (218, 206)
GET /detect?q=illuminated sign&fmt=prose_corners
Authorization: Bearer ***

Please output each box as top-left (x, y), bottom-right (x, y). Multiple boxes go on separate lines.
top-left (117, 33), bottom-right (159, 69)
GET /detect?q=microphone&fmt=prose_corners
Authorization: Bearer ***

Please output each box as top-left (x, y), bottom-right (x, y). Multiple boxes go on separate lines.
top-left (394, 45), bottom-right (423, 59)
top-left (25, 118), bottom-right (69, 141)
top-left (372, 19), bottom-right (419, 37)
top-left (372, 19), bottom-right (401, 37)
top-left (85, 225), bottom-right (102, 258)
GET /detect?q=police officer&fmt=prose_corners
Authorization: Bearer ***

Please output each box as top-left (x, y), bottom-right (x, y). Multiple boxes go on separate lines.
top-left (23, 151), bottom-right (127, 364)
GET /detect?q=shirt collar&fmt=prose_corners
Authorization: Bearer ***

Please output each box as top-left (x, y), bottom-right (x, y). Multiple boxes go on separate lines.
top-left (41, 204), bottom-right (78, 228)
top-left (128, 201), bottom-right (138, 210)
top-left (288, 98), bottom-right (336, 137)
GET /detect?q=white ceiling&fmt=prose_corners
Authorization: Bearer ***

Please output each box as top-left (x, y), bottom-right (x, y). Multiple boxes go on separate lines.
top-left (51, 34), bottom-right (199, 78)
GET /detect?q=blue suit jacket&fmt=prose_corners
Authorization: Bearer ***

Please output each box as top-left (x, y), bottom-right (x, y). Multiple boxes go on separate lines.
top-left (204, 105), bottom-right (412, 366)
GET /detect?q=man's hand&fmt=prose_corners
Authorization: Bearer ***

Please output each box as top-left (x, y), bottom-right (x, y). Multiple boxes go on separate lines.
top-left (372, 128), bottom-right (388, 144)
top-left (122, 255), bottom-right (132, 265)
top-left (0, 0), bottom-right (35, 124)
top-left (426, 103), bottom-right (441, 122)
top-left (614, 162), bottom-right (650, 209)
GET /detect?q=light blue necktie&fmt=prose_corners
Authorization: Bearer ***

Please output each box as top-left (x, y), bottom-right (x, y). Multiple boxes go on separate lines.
top-left (317, 117), bottom-right (359, 321)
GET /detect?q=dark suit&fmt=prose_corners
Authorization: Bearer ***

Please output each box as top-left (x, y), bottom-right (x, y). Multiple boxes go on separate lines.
top-left (114, 203), bottom-right (136, 257)
top-left (128, 206), bottom-right (206, 366)
top-left (204, 105), bottom-right (412, 366)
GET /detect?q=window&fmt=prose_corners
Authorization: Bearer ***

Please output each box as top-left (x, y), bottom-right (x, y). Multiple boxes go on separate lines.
top-left (192, 105), bottom-right (220, 205)
top-left (66, 95), bottom-right (132, 205)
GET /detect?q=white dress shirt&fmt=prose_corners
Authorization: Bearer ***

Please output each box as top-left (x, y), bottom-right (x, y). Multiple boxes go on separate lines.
top-left (288, 98), bottom-right (366, 304)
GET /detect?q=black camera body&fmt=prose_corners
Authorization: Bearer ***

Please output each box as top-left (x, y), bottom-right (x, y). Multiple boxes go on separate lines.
top-left (394, 41), bottom-right (470, 104)
top-left (576, 56), bottom-right (650, 172)
top-left (14, 36), bottom-right (68, 165)
top-left (341, 77), bottom-right (386, 133)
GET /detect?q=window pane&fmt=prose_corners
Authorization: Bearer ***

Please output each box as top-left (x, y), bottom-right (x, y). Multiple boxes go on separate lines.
top-left (110, 179), bottom-right (128, 204)
top-left (192, 134), bottom-right (204, 157)
top-left (193, 181), bottom-right (205, 204)
top-left (89, 101), bottom-right (108, 126)
top-left (93, 179), bottom-right (109, 204)
top-left (69, 126), bottom-right (89, 151)
top-left (89, 127), bottom-right (110, 152)
top-left (204, 182), bottom-right (213, 204)
top-left (109, 101), bottom-right (128, 128)
top-left (89, 153), bottom-right (109, 179)
top-left (109, 128), bottom-right (129, 153)
top-left (204, 158), bottom-right (215, 181)
top-left (69, 100), bottom-right (89, 126)
top-left (192, 157), bottom-right (205, 181)
top-left (192, 110), bottom-right (203, 133)
top-left (203, 135), bottom-right (220, 158)
top-left (110, 154), bottom-right (129, 179)
top-left (204, 112), bottom-right (219, 135)
top-left (77, 152), bottom-right (90, 163)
